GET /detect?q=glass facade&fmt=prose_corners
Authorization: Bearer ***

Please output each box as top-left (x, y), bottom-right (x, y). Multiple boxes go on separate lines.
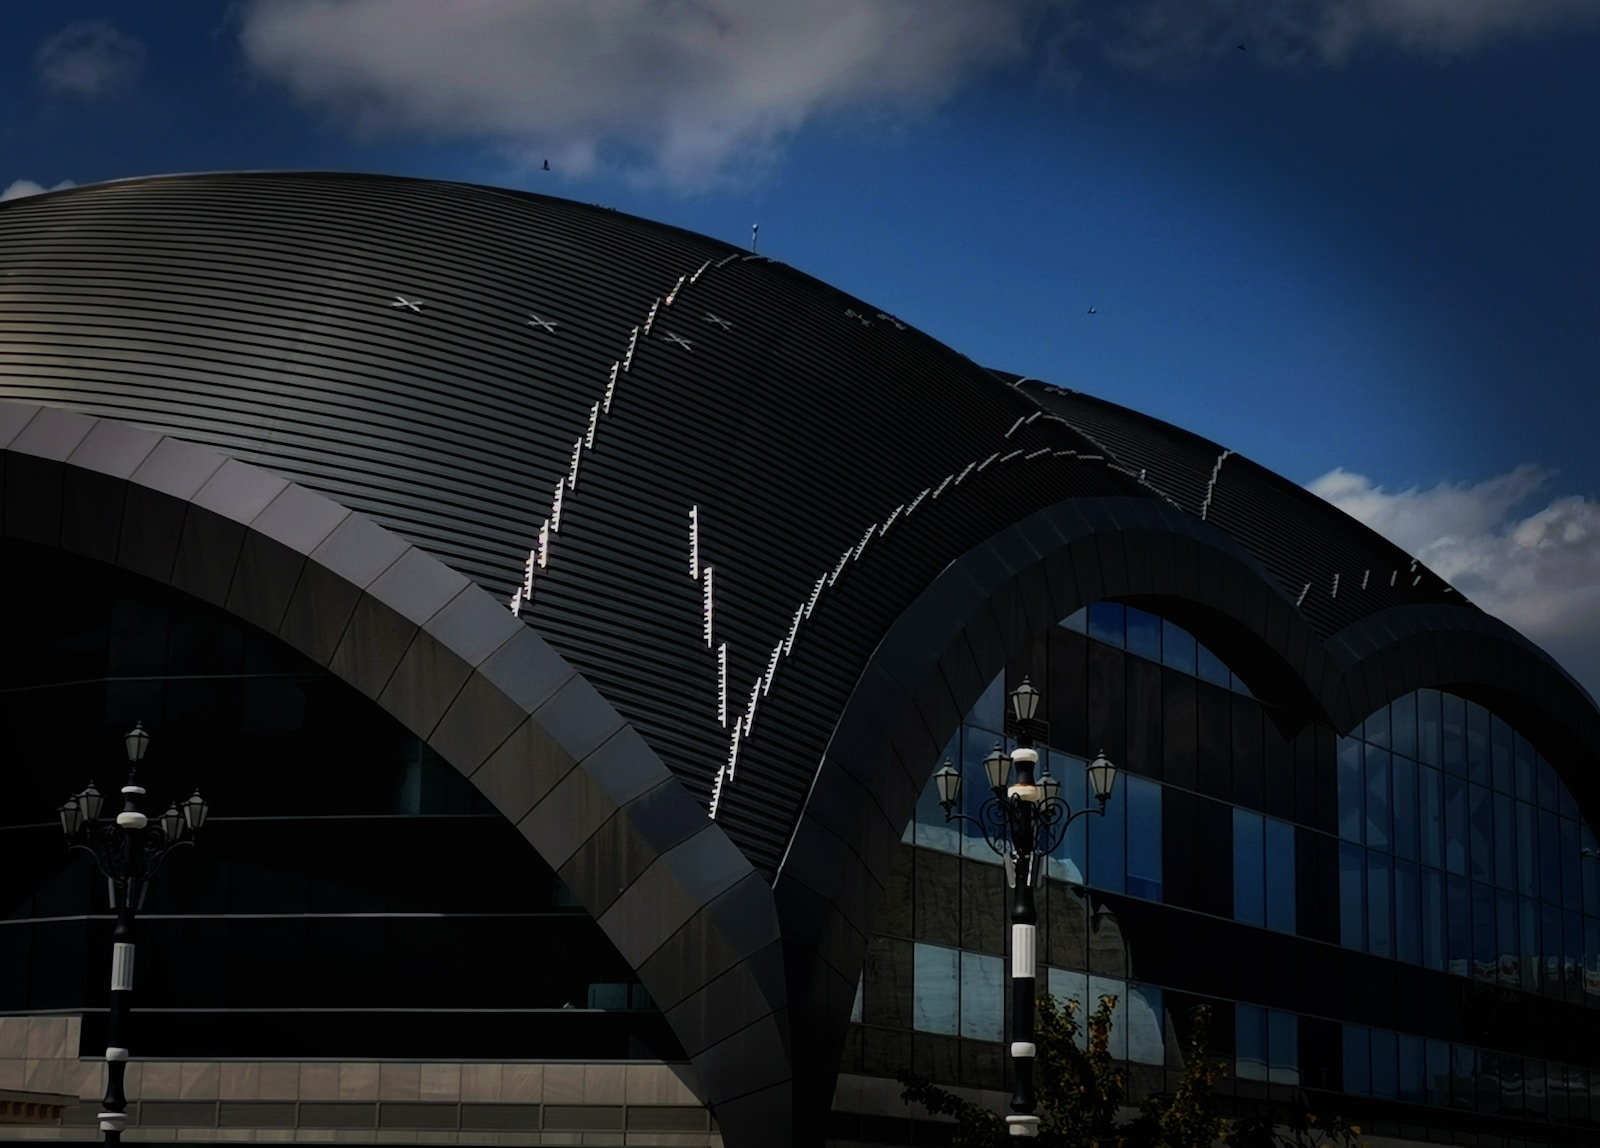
top-left (851, 600), bottom-right (1600, 1146)
top-left (0, 540), bottom-right (682, 1062)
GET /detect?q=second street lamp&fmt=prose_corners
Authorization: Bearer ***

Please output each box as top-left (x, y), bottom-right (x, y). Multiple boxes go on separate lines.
top-left (58, 724), bottom-right (208, 1144)
top-left (931, 677), bottom-right (1118, 1139)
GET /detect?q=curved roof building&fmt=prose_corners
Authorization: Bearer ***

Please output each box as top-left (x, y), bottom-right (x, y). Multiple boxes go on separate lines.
top-left (0, 173), bottom-right (1596, 1147)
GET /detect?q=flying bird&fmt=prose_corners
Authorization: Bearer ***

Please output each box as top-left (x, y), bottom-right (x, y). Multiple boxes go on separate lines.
top-left (1087, 305), bottom-right (1097, 314)
top-left (1237, 42), bottom-right (1247, 51)
top-left (542, 159), bottom-right (550, 171)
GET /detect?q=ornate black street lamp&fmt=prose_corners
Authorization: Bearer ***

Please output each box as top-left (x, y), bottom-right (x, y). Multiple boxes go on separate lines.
top-left (931, 678), bottom-right (1117, 1139)
top-left (57, 724), bottom-right (208, 1144)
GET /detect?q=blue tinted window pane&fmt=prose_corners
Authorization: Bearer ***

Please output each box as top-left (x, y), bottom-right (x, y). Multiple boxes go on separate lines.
top-left (1566, 910), bottom-right (1584, 999)
top-left (1129, 985), bottom-right (1165, 1066)
top-left (962, 729), bottom-right (1006, 862)
top-left (1337, 737), bottom-right (1364, 843)
top-left (1585, 918), bottom-right (1600, 1006)
top-left (1391, 693), bottom-right (1417, 760)
top-left (1417, 689), bottom-right (1443, 769)
top-left (1497, 890), bottom-right (1519, 987)
top-left (1236, 1003), bottom-right (1267, 1080)
top-left (913, 944), bottom-right (960, 1035)
top-left (1371, 1029), bottom-right (1399, 1100)
top-left (1059, 607), bottom-right (1087, 632)
top-left (1526, 1058), bottom-right (1547, 1117)
top-left (1442, 694), bottom-right (1466, 776)
top-left (1340, 842), bottom-right (1365, 950)
top-left (1427, 1040), bottom-right (1450, 1106)
top-left (1563, 819), bottom-right (1582, 912)
top-left (969, 672), bottom-right (1005, 736)
top-left (1520, 898), bottom-right (1542, 993)
top-left (1420, 765), bottom-right (1444, 870)
top-left (1368, 854), bottom-right (1393, 959)
top-left (1585, 828), bottom-right (1600, 916)
top-left (1468, 784), bottom-right (1493, 884)
top-left (1365, 746), bottom-right (1391, 852)
top-left (1448, 876), bottom-right (1472, 977)
top-left (1537, 754), bottom-right (1559, 811)
top-left (1196, 643), bottom-right (1230, 687)
top-left (960, 951), bottom-right (1004, 1041)
top-left (1045, 751), bottom-right (1088, 885)
top-left (1494, 793), bottom-right (1516, 891)
top-left (1364, 704), bottom-right (1390, 748)
top-left (1473, 883), bottom-right (1496, 981)
top-left (1125, 775), bottom-right (1162, 901)
top-left (1444, 776), bottom-right (1468, 876)
top-left (1395, 860), bottom-right (1421, 966)
top-left (1343, 1026), bottom-right (1370, 1095)
top-left (1088, 775), bottom-right (1125, 894)
top-left (1490, 714), bottom-right (1514, 795)
top-left (1517, 802), bottom-right (1539, 898)
top-left (1265, 819), bottom-right (1296, 933)
top-left (1540, 809), bottom-right (1562, 909)
top-left (1087, 601), bottom-right (1124, 647)
top-left (1268, 1010), bottom-right (1299, 1085)
top-left (1422, 868), bottom-right (1445, 971)
top-left (1452, 1046), bottom-right (1477, 1111)
top-left (1392, 755), bottom-right (1418, 861)
top-left (1234, 808), bottom-right (1265, 926)
top-left (1399, 1033), bottom-right (1425, 1104)
top-left (1466, 702), bottom-right (1491, 787)
top-left (1514, 733), bottom-right (1535, 803)
top-left (1543, 904), bottom-right (1563, 991)
top-left (1161, 620), bottom-right (1196, 675)
top-left (1125, 608), bottom-right (1161, 662)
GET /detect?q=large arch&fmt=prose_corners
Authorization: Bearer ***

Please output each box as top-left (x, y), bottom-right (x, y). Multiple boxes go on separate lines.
top-left (774, 494), bottom-right (1600, 1136)
top-left (0, 400), bottom-right (793, 1144)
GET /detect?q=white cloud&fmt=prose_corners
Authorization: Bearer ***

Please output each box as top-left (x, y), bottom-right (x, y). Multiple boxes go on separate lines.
top-left (0, 179), bottom-right (76, 202)
top-left (36, 20), bottom-right (145, 98)
top-left (1310, 466), bottom-right (1600, 701)
top-left (238, 0), bottom-right (1031, 186)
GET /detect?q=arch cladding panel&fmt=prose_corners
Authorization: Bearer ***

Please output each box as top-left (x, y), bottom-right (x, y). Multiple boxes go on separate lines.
top-left (0, 172), bottom-right (1580, 882)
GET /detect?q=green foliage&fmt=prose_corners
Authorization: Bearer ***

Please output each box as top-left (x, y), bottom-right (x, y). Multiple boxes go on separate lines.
top-left (899, 996), bottom-right (1364, 1148)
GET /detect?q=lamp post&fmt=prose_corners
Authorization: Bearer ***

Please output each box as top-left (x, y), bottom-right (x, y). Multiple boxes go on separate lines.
top-left (57, 724), bottom-right (208, 1144)
top-left (931, 678), bottom-right (1117, 1139)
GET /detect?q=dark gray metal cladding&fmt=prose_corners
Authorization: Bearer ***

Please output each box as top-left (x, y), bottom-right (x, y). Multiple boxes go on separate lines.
top-left (0, 172), bottom-right (1136, 878)
top-left (0, 170), bottom-right (1511, 885)
top-left (1010, 377), bottom-right (1469, 639)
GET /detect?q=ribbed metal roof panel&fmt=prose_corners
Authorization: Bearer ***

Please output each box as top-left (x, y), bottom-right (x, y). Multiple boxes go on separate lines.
top-left (0, 172), bottom-right (1470, 878)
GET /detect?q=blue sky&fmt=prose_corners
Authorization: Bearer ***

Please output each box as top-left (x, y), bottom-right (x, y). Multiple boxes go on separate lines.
top-left (3, 0), bottom-right (1598, 694)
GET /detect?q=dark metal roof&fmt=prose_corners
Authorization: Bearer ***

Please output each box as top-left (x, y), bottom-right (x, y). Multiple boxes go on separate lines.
top-left (0, 171), bottom-right (1524, 882)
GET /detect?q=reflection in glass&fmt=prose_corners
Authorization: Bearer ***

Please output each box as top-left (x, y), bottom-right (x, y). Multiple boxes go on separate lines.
top-left (1391, 755), bottom-right (1418, 861)
top-left (1125, 775), bottom-right (1162, 901)
top-left (1365, 745), bottom-right (1391, 851)
top-left (959, 951), bottom-right (1004, 1041)
top-left (1337, 738), bottom-right (1363, 844)
top-left (1236, 1003), bottom-right (1267, 1080)
top-left (1087, 601), bottom-right (1124, 648)
top-left (1394, 860), bottom-right (1421, 965)
top-left (912, 943), bottom-right (960, 1035)
top-left (1417, 689), bottom-right (1442, 769)
top-left (1367, 854), bottom-right (1393, 959)
top-left (1196, 643), bottom-right (1230, 687)
top-left (1161, 620), bottom-right (1196, 676)
top-left (1339, 843), bottom-right (1364, 950)
top-left (1125, 608), bottom-right (1161, 662)
top-left (1268, 1010), bottom-right (1299, 1085)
